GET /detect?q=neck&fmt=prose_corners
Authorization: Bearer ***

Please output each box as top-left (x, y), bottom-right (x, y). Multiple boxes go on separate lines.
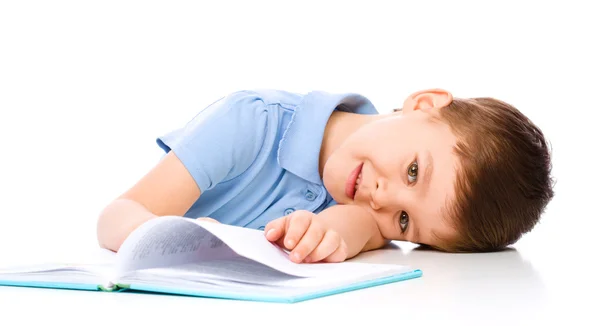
top-left (318, 110), bottom-right (381, 179)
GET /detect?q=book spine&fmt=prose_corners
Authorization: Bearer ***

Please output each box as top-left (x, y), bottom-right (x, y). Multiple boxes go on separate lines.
top-left (97, 282), bottom-right (130, 292)
top-left (97, 282), bottom-right (116, 292)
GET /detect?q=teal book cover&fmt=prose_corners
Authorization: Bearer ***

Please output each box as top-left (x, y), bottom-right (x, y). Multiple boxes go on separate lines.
top-left (0, 268), bottom-right (422, 303)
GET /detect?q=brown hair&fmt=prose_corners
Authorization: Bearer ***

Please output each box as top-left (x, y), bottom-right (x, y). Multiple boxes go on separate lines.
top-left (397, 98), bottom-right (555, 252)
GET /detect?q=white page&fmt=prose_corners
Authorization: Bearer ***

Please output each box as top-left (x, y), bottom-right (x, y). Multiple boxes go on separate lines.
top-left (0, 263), bottom-right (112, 286)
top-left (114, 216), bottom-right (237, 277)
top-left (191, 217), bottom-right (411, 278)
top-left (0, 246), bottom-right (119, 288)
top-left (0, 247), bottom-right (116, 273)
top-left (0, 247), bottom-right (116, 279)
top-left (120, 255), bottom-right (300, 285)
top-left (119, 263), bottom-right (411, 300)
top-left (122, 257), bottom-right (409, 289)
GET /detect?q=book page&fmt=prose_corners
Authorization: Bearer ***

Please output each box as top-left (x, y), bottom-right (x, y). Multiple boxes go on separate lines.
top-left (116, 215), bottom-right (411, 283)
top-left (114, 216), bottom-right (237, 277)
top-left (0, 247), bottom-right (117, 287)
top-left (121, 255), bottom-right (300, 286)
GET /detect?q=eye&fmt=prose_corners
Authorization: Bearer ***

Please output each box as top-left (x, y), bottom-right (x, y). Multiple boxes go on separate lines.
top-left (399, 211), bottom-right (409, 233)
top-left (407, 161), bottom-right (418, 183)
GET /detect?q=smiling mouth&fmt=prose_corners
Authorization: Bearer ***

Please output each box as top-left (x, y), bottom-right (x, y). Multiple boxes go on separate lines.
top-left (346, 162), bottom-right (364, 200)
top-left (354, 170), bottom-right (363, 198)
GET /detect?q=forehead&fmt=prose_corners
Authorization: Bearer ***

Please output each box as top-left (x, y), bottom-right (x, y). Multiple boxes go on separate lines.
top-left (418, 118), bottom-right (460, 243)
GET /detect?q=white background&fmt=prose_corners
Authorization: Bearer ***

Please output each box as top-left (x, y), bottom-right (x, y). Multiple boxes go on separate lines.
top-left (0, 0), bottom-right (598, 325)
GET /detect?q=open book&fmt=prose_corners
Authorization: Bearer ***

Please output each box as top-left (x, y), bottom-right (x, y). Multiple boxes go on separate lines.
top-left (0, 216), bottom-right (422, 303)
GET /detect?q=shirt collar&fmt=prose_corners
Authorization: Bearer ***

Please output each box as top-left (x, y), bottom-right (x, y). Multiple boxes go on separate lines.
top-left (277, 90), bottom-right (380, 185)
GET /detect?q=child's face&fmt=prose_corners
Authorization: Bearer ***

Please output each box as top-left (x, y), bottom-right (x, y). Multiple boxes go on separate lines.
top-left (322, 94), bottom-right (459, 247)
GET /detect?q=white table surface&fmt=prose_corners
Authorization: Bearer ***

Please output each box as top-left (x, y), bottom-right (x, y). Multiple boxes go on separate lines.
top-left (0, 229), bottom-right (596, 326)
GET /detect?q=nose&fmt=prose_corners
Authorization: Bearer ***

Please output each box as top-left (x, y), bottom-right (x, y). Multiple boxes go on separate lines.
top-left (370, 176), bottom-right (397, 211)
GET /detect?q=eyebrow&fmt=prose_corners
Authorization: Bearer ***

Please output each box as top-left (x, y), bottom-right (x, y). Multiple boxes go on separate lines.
top-left (412, 222), bottom-right (421, 245)
top-left (412, 150), bottom-right (434, 244)
top-left (422, 150), bottom-right (434, 193)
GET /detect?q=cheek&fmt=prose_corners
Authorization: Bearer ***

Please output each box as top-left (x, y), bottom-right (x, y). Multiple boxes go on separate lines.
top-left (371, 212), bottom-right (399, 239)
top-left (333, 132), bottom-right (372, 164)
top-left (352, 126), bottom-right (394, 154)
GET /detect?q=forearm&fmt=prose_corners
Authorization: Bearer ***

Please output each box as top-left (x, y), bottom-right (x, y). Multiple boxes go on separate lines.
top-left (96, 198), bottom-right (158, 252)
top-left (315, 204), bottom-right (387, 259)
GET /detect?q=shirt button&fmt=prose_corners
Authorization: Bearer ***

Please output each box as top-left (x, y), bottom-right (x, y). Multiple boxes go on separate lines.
top-left (284, 208), bottom-right (295, 215)
top-left (305, 190), bottom-right (316, 201)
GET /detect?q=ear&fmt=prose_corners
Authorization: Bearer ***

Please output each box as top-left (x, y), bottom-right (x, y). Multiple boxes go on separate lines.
top-left (401, 89), bottom-right (453, 114)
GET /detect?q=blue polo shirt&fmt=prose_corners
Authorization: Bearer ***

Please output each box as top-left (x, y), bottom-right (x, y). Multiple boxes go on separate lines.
top-left (156, 89), bottom-right (379, 230)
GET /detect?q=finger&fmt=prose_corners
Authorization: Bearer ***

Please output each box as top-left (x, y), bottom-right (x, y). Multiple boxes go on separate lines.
top-left (283, 212), bottom-right (313, 251)
top-left (290, 222), bottom-right (326, 263)
top-left (196, 217), bottom-right (220, 224)
top-left (303, 231), bottom-right (341, 263)
top-left (264, 217), bottom-right (288, 243)
top-left (322, 240), bottom-right (349, 263)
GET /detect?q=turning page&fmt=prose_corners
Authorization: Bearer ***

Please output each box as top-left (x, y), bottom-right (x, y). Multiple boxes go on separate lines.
top-left (114, 216), bottom-right (237, 278)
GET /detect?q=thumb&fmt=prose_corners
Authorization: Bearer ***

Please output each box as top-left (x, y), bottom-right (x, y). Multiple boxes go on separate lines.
top-left (264, 216), bottom-right (288, 244)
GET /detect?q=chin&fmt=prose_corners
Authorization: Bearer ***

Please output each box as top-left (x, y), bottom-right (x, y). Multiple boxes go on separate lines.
top-left (321, 174), bottom-right (335, 198)
top-left (322, 173), bottom-right (343, 204)
top-left (322, 155), bottom-right (353, 204)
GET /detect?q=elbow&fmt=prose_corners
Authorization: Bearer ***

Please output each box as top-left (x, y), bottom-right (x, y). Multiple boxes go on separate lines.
top-left (96, 211), bottom-right (122, 253)
top-left (95, 199), bottom-right (130, 253)
top-left (95, 198), bottom-right (158, 253)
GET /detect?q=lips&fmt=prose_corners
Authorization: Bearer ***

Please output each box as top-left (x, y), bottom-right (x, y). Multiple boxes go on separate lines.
top-left (345, 162), bottom-right (364, 200)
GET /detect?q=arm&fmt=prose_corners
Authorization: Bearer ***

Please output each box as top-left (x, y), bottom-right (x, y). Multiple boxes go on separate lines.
top-left (315, 204), bottom-right (388, 259)
top-left (96, 151), bottom-right (201, 252)
top-left (264, 204), bottom-right (388, 263)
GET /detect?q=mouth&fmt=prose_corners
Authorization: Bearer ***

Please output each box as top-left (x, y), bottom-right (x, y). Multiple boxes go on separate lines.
top-left (345, 162), bottom-right (364, 200)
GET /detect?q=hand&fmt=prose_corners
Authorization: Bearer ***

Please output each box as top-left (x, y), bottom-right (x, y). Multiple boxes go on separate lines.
top-left (264, 210), bottom-right (348, 263)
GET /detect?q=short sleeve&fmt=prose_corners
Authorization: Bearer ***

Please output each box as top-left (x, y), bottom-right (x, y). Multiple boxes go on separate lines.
top-left (156, 90), bottom-right (269, 192)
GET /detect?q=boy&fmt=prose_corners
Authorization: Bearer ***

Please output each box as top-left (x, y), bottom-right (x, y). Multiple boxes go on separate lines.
top-left (96, 88), bottom-right (554, 263)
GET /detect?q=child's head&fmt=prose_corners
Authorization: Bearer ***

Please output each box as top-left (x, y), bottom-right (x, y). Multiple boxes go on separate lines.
top-left (322, 89), bottom-right (554, 252)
